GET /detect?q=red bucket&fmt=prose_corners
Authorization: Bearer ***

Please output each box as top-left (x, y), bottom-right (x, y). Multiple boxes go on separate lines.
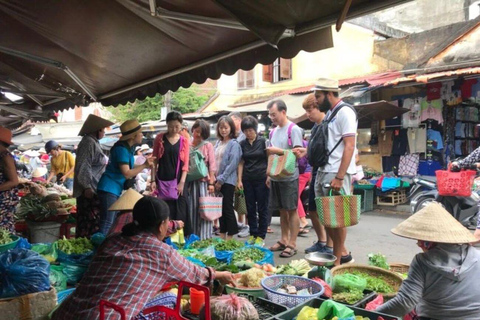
top-left (435, 169), bottom-right (476, 197)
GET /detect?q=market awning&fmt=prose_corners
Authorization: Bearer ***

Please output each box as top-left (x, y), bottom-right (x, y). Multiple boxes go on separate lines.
top-left (356, 100), bottom-right (409, 128)
top-left (384, 66), bottom-right (480, 86)
top-left (0, 0), bottom-right (410, 128)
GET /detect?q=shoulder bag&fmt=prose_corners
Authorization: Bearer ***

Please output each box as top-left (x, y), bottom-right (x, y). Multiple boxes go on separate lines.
top-left (155, 136), bottom-right (183, 200)
top-left (186, 141), bottom-right (209, 182)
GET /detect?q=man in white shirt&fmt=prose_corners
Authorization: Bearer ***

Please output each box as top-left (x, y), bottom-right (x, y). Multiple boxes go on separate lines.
top-left (313, 79), bottom-right (357, 266)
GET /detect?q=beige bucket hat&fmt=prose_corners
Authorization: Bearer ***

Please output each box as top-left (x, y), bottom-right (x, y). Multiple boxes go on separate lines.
top-left (78, 114), bottom-right (115, 136)
top-left (119, 119), bottom-right (142, 141)
top-left (391, 202), bottom-right (477, 244)
top-left (108, 188), bottom-right (143, 211)
top-left (311, 78), bottom-right (341, 92)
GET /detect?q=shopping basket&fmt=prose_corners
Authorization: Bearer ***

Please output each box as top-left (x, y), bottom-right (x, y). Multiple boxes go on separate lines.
top-left (436, 166), bottom-right (476, 197)
top-left (99, 281), bottom-right (211, 320)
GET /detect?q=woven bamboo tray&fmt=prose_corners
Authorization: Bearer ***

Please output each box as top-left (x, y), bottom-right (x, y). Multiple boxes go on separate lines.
top-left (331, 264), bottom-right (403, 299)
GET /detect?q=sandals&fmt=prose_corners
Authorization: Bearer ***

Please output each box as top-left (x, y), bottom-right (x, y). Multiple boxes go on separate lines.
top-left (298, 225), bottom-right (311, 237)
top-left (280, 245), bottom-right (297, 258)
top-left (267, 227), bottom-right (274, 233)
top-left (269, 241), bottom-right (287, 252)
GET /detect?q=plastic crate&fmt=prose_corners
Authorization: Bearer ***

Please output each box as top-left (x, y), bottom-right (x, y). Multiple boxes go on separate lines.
top-left (275, 297), bottom-right (400, 320)
top-left (261, 275), bottom-right (324, 308)
top-left (354, 189), bottom-right (374, 212)
top-left (237, 293), bottom-right (288, 320)
top-left (330, 290), bottom-right (377, 308)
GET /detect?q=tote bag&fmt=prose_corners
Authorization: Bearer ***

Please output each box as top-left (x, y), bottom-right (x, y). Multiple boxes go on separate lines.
top-left (199, 194), bottom-right (223, 221)
top-left (234, 189), bottom-right (247, 215)
top-left (186, 142), bottom-right (209, 182)
top-left (315, 190), bottom-right (361, 228)
top-left (267, 150), bottom-right (296, 179)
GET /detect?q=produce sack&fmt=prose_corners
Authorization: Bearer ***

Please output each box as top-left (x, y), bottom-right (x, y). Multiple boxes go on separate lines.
top-left (210, 294), bottom-right (259, 320)
top-left (333, 274), bottom-right (367, 293)
top-left (49, 265), bottom-right (67, 292)
top-left (14, 237), bottom-right (31, 249)
top-left (0, 248), bottom-right (50, 298)
top-left (317, 300), bottom-right (354, 320)
top-left (60, 262), bottom-right (87, 285)
top-left (31, 243), bottom-right (57, 263)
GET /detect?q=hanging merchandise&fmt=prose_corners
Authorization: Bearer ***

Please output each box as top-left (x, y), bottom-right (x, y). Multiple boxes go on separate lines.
top-left (420, 99), bottom-right (444, 124)
top-left (460, 79), bottom-right (477, 99)
top-left (418, 160), bottom-right (442, 176)
top-left (398, 154), bottom-right (420, 177)
top-left (407, 128), bottom-right (427, 154)
top-left (426, 83), bottom-right (442, 100)
top-left (391, 129), bottom-right (408, 156)
top-left (402, 98), bottom-right (421, 128)
top-left (427, 129), bottom-right (444, 150)
top-left (378, 131), bottom-right (394, 157)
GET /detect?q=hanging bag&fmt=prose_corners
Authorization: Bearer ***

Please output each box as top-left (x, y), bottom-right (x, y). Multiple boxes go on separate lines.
top-left (234, 188), bottom-right (247, 215)
top-left (267, 150), bottom-right (297, 179)
top-left (186, 141), bottom-right (209, 182)
top-left (315, 189), bottom-right (361, 228)
top-left (155, 136), bottom-right (183, 201)
top-left (199, 193), bottom-right (223, 221)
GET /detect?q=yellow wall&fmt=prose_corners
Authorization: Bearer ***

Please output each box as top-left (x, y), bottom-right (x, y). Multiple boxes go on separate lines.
top-left (214, 23), bottom-right (380, 106)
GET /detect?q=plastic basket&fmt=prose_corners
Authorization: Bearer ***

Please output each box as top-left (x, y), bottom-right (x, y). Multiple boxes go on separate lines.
top-left (436, 169), bottom-right (476, 197)
top-left (389, 263), bottom-right (409, 274)
top-left (0, 235), bottom-right (20, 253)
top-left (261, 275), bottom-right (324, 308)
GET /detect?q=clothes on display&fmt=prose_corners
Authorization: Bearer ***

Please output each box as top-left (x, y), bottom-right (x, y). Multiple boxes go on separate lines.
top-left (427, 129), bottom-right (444, 150)
top-left (391, 129), bottom-right (409, 156)
top-left (420, 99), bottom-right (443, 124)
top-left (378, 131), bottom-right (394, 156)
top-left (418, 160), bottom-right (442, 176)
top-left (407, 128), bottom-right (427, 154)
top-left (398, 154), bottom-right (420, 177)
top-left (402, 98), bottom-right (421, 128)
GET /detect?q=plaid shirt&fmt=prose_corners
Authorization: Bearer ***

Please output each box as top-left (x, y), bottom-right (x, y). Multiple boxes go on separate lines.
top-left (52, 233), bottom-right (212, 320)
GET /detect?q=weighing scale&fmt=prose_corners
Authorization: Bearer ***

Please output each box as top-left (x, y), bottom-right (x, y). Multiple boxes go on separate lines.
top-left (305, 252), bottom-right (337, 287)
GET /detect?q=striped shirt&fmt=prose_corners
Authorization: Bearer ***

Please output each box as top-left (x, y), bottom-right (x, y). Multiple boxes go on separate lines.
top-left (52, 233), bottom-right (212, 320)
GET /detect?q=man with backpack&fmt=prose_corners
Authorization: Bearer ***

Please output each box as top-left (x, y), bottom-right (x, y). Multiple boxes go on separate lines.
top-left (266, 99), bottom-right (304, 258)
top-left (296, 79), bottom-right (357, 265)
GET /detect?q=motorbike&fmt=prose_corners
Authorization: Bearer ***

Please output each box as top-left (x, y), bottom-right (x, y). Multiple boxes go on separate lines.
top-left (409, 165), bottom-right (479, 230)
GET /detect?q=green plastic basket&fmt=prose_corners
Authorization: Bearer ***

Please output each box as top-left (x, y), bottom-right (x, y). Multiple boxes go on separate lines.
top-left (354, 183), bottom-right (375, 190)
top-left (225, 284), bottom-right (265, 298)
top-left (0, 235), bottom-right (20, 253)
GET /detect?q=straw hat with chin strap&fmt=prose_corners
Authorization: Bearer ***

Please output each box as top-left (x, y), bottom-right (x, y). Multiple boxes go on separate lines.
top-left (108, 188), bottom-right (143, 211)
top-left (119, 120), bottom-right (142, 141)
top-left (78, 114), bottom-right (114, 136)
top-left (391, 202), bottom-right (477, 244)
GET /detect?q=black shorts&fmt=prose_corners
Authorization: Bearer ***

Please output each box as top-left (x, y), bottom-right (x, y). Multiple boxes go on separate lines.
top-left (308, 169), bottom-right (317, 212)
top-left (269, 179), bottom-right (299, 211)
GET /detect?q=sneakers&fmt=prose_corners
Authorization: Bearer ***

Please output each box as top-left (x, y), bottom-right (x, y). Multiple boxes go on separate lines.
top-left (247, 236), bottom-right (255, 245)
top-left (340, 253), bottom-right (355, 264)
top-left (305, 241), bottom-right (326, 254)
top-left (237, 225), bottom-right (250, 238)
top-left (247, 236), bottom-right (264, 247)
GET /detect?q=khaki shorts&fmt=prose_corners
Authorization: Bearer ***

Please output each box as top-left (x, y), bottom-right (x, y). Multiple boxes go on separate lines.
top-left (314, 171), bottom-right (352, 197)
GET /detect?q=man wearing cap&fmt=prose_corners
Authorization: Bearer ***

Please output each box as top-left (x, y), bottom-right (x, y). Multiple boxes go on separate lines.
top-left (73, 114), bottom-right (114, 238)
top-left (313, 78), bottom-right (357, 265)
top-left (377, 202), bottom-right (480, 319)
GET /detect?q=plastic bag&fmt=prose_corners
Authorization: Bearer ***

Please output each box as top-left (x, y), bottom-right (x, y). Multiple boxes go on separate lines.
top-left (297, 306), bottom-right (318, 320)
top-left (365, 294), bottom-right (384, 311)
top-left (210, 294), bottom-right (259, 320)
top-left (313, 277), bottom-right (332, 298)
top-left (31, 243), bottom-right (57, 263)
top-left (170, 228), bottom-right (185, 245)
top-left (333, 274), bottom-right (367, 293)
top-left (56, 240), bottom-right (94, 266)
top-left (91, 232), bottom-right (106, 247)
top-left (0, 249), bottom-right (51, 298)
top-left (184, 234), bottom-right (201, 249)
top-left (215, 250), bottom-right (234, 263)
top-left (317, 300), bottom-right (354, 320)
top-left (14, 237), bottom-right (31, 250)
top-left (61, 262), bottom-right (87, 285)
top-left (254, 247), bottom-right (274, 265)
top-left (50, 265), bottom-right (67, 292)
top-left (164, 236), bottom-right (179, 249)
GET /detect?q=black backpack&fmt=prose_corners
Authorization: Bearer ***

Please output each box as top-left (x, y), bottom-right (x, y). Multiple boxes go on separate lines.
top-left (307, 103), bottom-right (357, 168)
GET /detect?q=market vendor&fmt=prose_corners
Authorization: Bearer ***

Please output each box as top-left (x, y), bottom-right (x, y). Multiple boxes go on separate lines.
top-left (376, 202), bottom-right (480, 319)
top-left (52, 196), bottom-right (235, 320)
top-left (45, 140), bottom-right (76, 190)
top-left (73, 114), bottom-right (114, 238)
top-left (0, 126), bottom-right (19, 233)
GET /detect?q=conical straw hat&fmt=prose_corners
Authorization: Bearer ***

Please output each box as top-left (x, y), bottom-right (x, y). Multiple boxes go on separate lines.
top-left (108, 188), bottom-right (143, 211)
top-left (391, 202), bottom-right (476, 244)
top-left (78, 114), bottom-right (114, 136)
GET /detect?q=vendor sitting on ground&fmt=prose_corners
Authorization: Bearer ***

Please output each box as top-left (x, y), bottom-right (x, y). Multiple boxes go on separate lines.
top-left (376, 202), bottom-right (480, 319)
top-left (52, 196), bottom-right (235, 320)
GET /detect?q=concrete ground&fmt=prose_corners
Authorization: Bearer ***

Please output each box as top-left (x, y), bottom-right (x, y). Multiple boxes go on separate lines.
top-left (259, 210), bottom-right (420, 267)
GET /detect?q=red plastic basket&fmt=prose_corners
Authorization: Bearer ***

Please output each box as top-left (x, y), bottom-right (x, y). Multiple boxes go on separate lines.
top-left (99, 281), bottom-right (210, 320)
top-left (435, 168), bottom-right (476, 197)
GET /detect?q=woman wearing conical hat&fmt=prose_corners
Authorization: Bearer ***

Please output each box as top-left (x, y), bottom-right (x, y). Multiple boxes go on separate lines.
top-left (376, 202), bottom-right (480, 319)
top-left (73, 114), bottom-right (114, 238)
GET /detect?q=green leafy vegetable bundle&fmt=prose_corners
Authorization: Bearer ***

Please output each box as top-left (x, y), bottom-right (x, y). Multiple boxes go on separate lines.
top-left (57, 237), bottom-right (93, 254)
top-left (232, 247), bottom-right (265, 263)
top-left (214, 239), bottom-right (245, 251)
top-left (189, 238), bottom-right (220, 250)
top-left (332, 290), bottom-right (364, 304)
top-left (0, 228), bottom-right (13, 245)
top-left (350, 271), bottom-right (395, 293)
top-left (368, 253), bottom-right (389, 270)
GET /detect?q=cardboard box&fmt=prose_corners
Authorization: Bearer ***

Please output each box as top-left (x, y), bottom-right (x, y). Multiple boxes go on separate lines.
top-left (0, 288), bottom-right (57, 320)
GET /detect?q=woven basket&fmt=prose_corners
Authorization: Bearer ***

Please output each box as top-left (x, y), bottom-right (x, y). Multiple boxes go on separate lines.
top-left (331, 264), bottom-right (403, 299)
top-left (389, 263), bottom-right (409, 274)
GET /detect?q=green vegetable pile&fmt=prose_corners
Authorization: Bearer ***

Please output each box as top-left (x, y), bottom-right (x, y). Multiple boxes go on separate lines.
top-left (0, 228), bottom-right (13, 245)
top-left (332, 290), bottom-right (364, 304)
top-left (214, 239), bottom-right (244, 251)
top-left (368, 252), bottom-right (389, 270)
top-left (232, 247), bottom-right (264, 263)
top-left (276, 259), bottom-right (311, 276)
top-left (350, 271), bottom-right (395, 293)
top-left (178, 249), bottom-right (239, 272)
top-left (189, 238), bottom-right (221, 250)
top-left (57, 237), bottom-right (93, 254)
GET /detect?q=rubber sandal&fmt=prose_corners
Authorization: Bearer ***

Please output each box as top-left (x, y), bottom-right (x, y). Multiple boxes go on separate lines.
top-left (280, 245), bottom-right (297, 258)
top-left (267, 227), bottom-right (274, 233)
top-left (298, 227), bottom-right (310, 237)
top-left (269, 241), bottom-right (286, 252)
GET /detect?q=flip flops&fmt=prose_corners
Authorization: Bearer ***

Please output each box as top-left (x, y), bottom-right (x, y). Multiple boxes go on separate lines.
top-left (267, 227), bottom-right (274, 233)
top-left (269, 241), bottom-right (287, 252)
top-left (280, 245), bottom-right (297, 258)
top-left (298, 225), bottom-right (311, 237)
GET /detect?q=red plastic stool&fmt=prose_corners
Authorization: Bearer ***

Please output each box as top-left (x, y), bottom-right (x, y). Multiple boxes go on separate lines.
top-left (59, 222), bottom-right (76, 239)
